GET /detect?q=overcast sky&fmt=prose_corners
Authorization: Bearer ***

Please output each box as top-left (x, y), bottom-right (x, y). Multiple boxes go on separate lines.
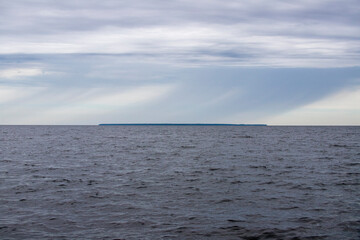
top-left (1, 0), bottom-right (359, 125)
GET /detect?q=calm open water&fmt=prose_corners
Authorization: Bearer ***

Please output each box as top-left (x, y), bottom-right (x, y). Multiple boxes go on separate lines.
top-left (0, 126), bottom-right (359, 239)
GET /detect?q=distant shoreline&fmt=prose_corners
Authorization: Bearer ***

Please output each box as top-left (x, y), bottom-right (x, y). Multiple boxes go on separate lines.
top-left (98, 123), bottom-right (267, 126)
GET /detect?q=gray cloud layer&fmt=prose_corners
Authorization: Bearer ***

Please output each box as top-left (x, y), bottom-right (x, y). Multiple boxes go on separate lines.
top-left (1, 0), bottom-right (359, 67)
top-left (1, 1), bottom-right (359, 31)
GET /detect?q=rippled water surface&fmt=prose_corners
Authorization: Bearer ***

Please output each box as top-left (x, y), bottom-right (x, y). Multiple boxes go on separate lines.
top-left (0, 126), bottom-right (359, 239)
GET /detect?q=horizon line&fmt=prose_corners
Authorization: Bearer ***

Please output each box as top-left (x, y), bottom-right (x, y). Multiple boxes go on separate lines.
top-left (1, 124), bottom-right (360, 126)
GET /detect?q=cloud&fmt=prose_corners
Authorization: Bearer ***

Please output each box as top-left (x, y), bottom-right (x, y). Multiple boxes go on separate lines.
top-left (0, 86), bottom-right (44, 103)
top-left (305, 86), bottom-right (360, 110)
top-left (1, 25), bottom-right (357, 67)
top-left (85, 84), bottom-right (175, 107)
top-left (265, 85), bottom-right (360, 125)
top-left (0, 0), bottom-right (359, 67)
top-left (0, 83), bottom-right (175, 124)
top-left (0, 68), bottom-right (43, 79)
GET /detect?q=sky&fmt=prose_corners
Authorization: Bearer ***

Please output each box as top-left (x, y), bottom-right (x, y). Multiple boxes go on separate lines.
top-left (0, 0), bottom-right (359, 125)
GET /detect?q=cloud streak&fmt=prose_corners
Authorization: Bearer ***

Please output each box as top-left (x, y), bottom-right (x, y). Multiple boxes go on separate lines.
top-left (0, 68), bottom-right (43, 79)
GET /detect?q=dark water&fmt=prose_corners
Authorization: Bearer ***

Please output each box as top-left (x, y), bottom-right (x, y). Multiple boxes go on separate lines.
top-left (0, 126), bottom-right (359, 240)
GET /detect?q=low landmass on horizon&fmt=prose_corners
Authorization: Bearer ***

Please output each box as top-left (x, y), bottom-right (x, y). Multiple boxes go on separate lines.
top-left (98, 123), bottom-right (267, 126)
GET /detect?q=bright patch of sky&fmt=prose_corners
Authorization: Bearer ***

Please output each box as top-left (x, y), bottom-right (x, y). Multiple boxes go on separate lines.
top-left (0, 0), bottom-right (359, 124)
